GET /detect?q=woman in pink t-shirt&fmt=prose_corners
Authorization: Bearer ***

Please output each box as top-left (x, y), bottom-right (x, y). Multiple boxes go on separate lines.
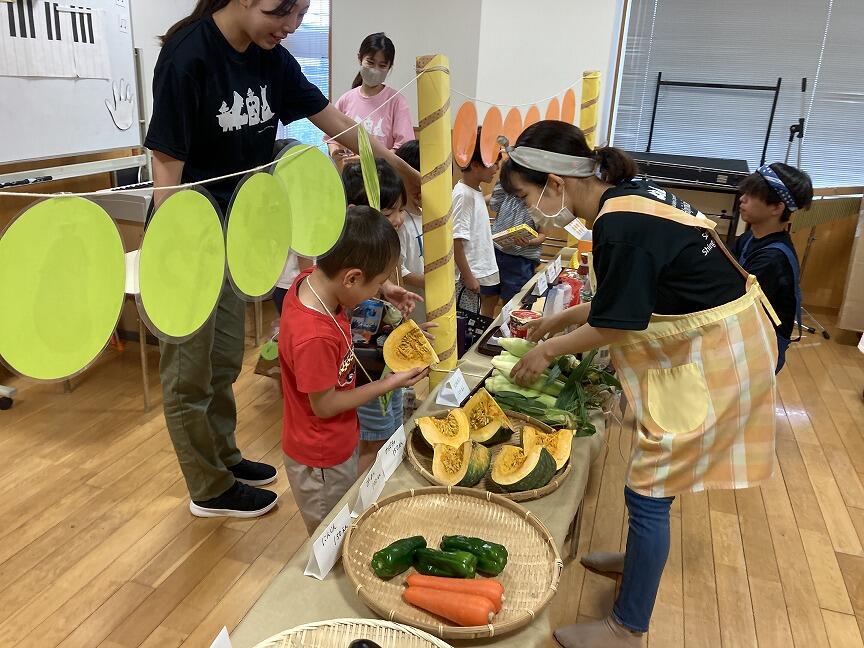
top-left (329, 33), bottom-right (415, 164)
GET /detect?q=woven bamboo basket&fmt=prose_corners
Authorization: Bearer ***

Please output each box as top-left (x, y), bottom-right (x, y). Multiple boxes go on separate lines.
top-left (251, 618), bottom-right (454, 648)
top-left (342, 486), bottom-right (563, 640)
top-left (406, 410), bottom-right (572, 502)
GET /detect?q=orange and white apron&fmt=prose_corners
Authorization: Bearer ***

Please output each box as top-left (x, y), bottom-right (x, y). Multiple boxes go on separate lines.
top-left (599, 196), bottom-right (780, 498)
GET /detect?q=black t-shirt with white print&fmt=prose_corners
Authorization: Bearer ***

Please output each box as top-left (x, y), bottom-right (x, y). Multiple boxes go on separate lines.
top-left (145, 17), bottom-right (329, 212)
top-left (588, 179), bottom-right (746, 331)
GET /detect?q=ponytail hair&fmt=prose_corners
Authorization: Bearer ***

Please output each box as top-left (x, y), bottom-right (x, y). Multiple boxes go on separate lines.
top-left (351, 32), bottom-right (396, 88)
top-left (161, 0), bottom-right (298, 45)
top-left (500, 120), bottom-right (638, 193)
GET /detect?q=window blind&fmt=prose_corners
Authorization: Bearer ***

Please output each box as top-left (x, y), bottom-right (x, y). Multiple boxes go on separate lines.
top-left (278, 0), bottom-right (330, 149)
top-left (611, 0), bottom-right (864, 188)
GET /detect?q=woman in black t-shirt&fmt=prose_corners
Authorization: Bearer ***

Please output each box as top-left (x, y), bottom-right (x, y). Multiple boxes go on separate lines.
top-left (146, 0), bottom-right (420, 520)
top-left (501, 121), bottom-right (778, 648)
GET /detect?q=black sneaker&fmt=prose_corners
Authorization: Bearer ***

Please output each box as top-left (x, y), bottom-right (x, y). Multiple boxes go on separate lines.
top-left (228, 458), bottom-right (278, 486)
top-left (189, 481), bottom-right (278, 518)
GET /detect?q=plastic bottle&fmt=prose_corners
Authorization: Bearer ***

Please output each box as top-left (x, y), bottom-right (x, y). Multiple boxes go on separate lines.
top-left (577, 253), bottom-right (593, 303)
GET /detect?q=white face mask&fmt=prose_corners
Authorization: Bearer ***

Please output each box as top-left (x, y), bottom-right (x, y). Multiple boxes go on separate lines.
top-left (359, 65), bottom-right (388, 87)
top-left (528, 179), bottom-right (576, 227)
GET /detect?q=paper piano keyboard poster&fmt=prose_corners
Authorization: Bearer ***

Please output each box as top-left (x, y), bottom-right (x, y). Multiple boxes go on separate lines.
top-left (0, 0), bottom-right (138, 164)
top-left (0, 0), bottom-right (111, 78)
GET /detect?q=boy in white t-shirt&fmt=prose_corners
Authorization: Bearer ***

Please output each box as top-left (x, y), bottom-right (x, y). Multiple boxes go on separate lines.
top-left (453, 131), bottom-right (500, 317)
top-left (395, 140), bottom-right (425, 323)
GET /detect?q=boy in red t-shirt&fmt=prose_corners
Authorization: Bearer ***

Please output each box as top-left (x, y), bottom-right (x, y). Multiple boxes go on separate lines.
top-left (279, 205), bottom-right (429, 534)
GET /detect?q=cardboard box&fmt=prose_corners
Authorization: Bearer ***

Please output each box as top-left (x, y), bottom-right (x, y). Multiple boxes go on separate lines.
top-left (837, 205), bottom-right (864, 332)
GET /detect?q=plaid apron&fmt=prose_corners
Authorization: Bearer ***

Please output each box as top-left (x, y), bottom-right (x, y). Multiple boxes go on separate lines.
top-left (600, 196), bottom-right (780, 497)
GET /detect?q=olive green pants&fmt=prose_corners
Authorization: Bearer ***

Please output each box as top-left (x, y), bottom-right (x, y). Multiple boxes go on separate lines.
top-left (159, 283), bottom-right (245, 501)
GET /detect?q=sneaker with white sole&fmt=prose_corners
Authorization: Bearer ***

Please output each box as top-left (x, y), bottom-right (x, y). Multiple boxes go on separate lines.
top-left (228, 458), bottom-right (278, 486)
top-left (189, 481), bottom-right (278, 518)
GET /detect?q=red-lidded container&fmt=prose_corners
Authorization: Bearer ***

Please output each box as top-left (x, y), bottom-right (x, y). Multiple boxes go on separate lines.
top-left (509, 310), bottom-right (542, 338)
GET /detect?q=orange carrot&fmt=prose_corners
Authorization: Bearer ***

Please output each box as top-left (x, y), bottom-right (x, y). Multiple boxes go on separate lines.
top-left (403, 586), bottom-right (496, 627)
top-left (405, 573), bottom-right (504, 612)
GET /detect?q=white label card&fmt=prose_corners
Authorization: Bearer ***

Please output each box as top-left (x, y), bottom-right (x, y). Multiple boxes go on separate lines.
top-left (554, 257), bottom-right (563, 275)
top-left (209, 628), bottom-right (232, 648)
top-left (379, 424), bottom-right (406, 478)
top-left (435, 369), bottom-right (471, 407)
top-left (352, 457), bottom-right (387, 517)
top-left (535, 273), bottom-right (549, 296)
top-left (499, 322), bottom-right (512, 338)
top-left (565, 219), bottom-right (589, 239)
top-left (546, 264), bottom-right (558, 284)
top-left (305, 504), bottom-right (352, 580)
top-left (351, 425), bottom-right (406, 517)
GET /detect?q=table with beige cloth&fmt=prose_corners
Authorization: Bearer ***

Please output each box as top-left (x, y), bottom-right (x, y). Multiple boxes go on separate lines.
top-left (233, 271), bottom-right (608, 648)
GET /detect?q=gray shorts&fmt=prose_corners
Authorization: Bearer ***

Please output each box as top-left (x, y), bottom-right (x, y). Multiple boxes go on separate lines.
top-left (283, 446), bottom-right (359, 535)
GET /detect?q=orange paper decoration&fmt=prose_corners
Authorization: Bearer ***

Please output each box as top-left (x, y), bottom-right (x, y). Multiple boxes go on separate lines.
top-left (545, 97), bottom-right (561, 121)
top-left (561, 89), bottom-right (577, 124)
top-left (452, 101), bottom-right (479, 168)
top-left (501, 108), bottom-right (523, 155)
top-left (523, 106), bottom-right (541, 133)
top-left (480, 106), bottom-right (504, 167)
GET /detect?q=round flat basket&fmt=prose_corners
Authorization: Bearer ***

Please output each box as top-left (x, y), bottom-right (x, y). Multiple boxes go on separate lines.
top-left (406, 410), bottom-right (572, 502)
top-left (342, 487), bottom-right (563, 640)
top-left (251, 618), bottom-right (453, 648)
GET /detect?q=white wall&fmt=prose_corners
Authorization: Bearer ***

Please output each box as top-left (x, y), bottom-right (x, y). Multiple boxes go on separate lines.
top-left (131, 0), bottom-right (197, 124)
top-left (330, 0), bottom-right (483, 122)
top-left (330, 0), bottom-right (624, 137)
top-left (475, 0), bottom-right (621, 142)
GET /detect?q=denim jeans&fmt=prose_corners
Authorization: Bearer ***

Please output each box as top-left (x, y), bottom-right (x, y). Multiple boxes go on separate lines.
top-left (612, 486), bottom-right (675, 633)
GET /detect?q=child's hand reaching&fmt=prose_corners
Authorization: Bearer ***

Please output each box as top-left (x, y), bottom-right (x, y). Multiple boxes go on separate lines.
top-left (387, 366), bottom-right (430, 389)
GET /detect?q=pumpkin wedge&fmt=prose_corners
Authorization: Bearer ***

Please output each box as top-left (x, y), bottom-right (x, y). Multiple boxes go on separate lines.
top-left (432, 441), bottom-right (491, 487)
top-left (417, 409), bottom-right (470, 448)
top-left (490, 445), bottom-right (556, 492)
top-left (522, 426), bottom-right (572, 470)
top-left (383, 320), bottom-right (439, 372)
top-left (463, 388), bottom-right (512, 445)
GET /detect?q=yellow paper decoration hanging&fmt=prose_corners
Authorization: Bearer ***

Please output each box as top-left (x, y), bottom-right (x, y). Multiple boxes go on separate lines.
top-left (274, 144), bottom-right (347, 258)
top-left (357, 124), bottom-right (380, 210)
top-left (138, 190), bottom-right (225, 341)
top-left (226, 172), bottom-right (293, 299)
top-left (0, 197), bottom-right (125, 380)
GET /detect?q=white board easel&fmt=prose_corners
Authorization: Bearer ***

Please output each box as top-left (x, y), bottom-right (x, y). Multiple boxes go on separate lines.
top-left (0, 0), bottom-right (142, 166)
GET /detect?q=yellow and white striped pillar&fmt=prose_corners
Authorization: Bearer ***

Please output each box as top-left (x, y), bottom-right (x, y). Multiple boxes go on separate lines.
top-left (567, 71), bottom-right (602, 247)
top-left (580, 70), bottom-right (601, 149)
top-left (416, 54), bottom-right (457, 385)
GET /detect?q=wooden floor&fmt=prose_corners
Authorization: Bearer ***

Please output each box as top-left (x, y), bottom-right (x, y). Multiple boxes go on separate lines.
top-left (1, 313), bottom-right (862, 647)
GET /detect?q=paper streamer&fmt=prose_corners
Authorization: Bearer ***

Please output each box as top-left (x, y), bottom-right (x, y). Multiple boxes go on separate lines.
top-left (275, 144), bottom-right (346, 258)
top-left (417, 54), bottom-right (457, 384)
top-left (226, 172), bottom-right (293, 300)
top-left (561, 88), bottom-right (577, 125)
top-left (138, 190), bottom-right (225, 341)
top-left (452, 101), bottom-right (478, 169)
top-left (357, 124), bottom-right (380, 210)
top-left (580, 71), bottom-right (601, 149)
top-left (545, 97), bottom-right (561, 121)
top-left (523, 105), bottom-right (541, 133)
top-left (480, 106), bottom-right (503, 167)
top-left (0, 197), bottom-right (125, 380)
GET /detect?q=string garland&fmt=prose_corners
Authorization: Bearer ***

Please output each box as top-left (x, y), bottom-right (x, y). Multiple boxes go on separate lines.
top-left (0, 72), bottom-right (586, 199)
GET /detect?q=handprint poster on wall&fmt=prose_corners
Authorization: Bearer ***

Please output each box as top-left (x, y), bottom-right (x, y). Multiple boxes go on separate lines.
top-left (105, 78), bottom-right (134, 130)
top-left (0, 1), bottom-right (110, 78)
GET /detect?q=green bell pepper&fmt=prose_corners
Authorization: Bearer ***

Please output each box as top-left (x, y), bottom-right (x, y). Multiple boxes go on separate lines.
top-left (440, 535), bottom-right (508, 576)
top-left (370, 536), bottom-right (427, 579)
top-left (413, 548), bottom-right (477, 579)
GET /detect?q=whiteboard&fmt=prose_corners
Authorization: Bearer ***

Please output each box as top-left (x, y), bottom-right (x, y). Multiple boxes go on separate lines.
top-left (0, 0), bottom-right (140, 165)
